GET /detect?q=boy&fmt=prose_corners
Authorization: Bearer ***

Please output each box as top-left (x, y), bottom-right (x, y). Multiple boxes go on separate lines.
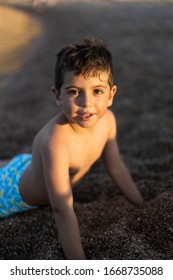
top-left (0, 38), bottom-right (144, 259)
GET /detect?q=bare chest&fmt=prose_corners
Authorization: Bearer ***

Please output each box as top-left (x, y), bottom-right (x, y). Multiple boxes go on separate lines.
top-left (69, 133), bottom-right (107, 184)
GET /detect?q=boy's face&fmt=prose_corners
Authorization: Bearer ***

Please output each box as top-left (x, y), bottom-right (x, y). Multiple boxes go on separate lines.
top-left (53, 71), bottom-right (117, 129)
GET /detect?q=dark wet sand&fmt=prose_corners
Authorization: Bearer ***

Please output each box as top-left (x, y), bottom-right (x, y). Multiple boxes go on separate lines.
top-left (0, 0), bottom-right (173, 259)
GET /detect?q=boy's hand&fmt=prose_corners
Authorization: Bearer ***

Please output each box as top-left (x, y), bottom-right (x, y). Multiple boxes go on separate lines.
top-left (144, 192), bottom-right (169, 206)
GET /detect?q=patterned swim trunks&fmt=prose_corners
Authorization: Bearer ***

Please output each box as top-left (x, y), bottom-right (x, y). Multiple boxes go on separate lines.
top-left (0, 154), bottom-right (37, 218)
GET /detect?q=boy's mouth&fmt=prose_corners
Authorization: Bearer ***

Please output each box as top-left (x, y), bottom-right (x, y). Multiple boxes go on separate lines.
top-left (77, 113), bottom-right (94, 121)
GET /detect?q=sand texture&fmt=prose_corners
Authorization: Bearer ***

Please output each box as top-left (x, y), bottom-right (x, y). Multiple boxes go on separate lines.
top-left (0, 0), bottom-right (173, 259)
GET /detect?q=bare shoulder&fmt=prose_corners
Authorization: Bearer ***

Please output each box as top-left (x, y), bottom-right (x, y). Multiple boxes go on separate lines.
top-left (33, 113), bottom-right (70, 158)
top-left (105, 109), bottom-right (116, 122)
top-left (105, 109), bottom-right (117, 139)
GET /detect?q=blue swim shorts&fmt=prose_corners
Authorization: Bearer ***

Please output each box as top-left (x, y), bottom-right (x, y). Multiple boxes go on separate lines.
top-left (0, 154), bottom-right (37, 218)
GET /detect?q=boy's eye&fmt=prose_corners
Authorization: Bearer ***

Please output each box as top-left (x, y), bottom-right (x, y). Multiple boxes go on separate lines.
top-left (67, 89), bottom-right (79, 95)
top-left (93, 89), bottom-right (104, 95)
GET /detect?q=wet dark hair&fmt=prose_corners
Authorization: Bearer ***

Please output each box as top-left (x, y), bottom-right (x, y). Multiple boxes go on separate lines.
top-left (54, 38), bottom-right (114, 91)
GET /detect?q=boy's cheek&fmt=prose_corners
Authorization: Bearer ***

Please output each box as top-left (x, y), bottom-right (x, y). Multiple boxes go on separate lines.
top-left (97, 98), bottom-right (110, 108)
top-left (63, 102), bottom-right (75, 114)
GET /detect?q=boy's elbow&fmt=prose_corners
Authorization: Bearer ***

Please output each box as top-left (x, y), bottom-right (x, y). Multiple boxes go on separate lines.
top-left (106, 161), bottom-right (124, 178)
top-left (51, 192), bottom-right (74, 216)
top-left (52, 204), bottom-right (74, 217)
top-left (52, 206), bottom-right (62, 215)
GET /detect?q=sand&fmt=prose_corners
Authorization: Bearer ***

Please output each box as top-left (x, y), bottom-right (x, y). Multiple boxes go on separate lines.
top-left (0, 0), bottom-right (173, 259)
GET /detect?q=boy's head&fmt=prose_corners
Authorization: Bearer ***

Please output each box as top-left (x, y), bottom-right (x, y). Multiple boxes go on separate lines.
top-left (54, 38), bottom-right (114, 92)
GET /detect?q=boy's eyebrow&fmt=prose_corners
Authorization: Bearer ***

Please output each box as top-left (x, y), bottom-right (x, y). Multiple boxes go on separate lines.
top-left (64, 85), bottom-right (80, 89)
top-left (64, 85), bottom-right (107, 89)
top-left (91, 85), bottom-right (107, 88)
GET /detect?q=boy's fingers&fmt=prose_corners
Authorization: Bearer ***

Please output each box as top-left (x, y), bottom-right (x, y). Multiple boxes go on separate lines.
top-left (145, 192), bottom-right (169, 207)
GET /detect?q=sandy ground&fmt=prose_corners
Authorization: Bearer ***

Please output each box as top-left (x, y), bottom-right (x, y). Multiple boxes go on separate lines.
top-left (0, 0), bottom-right (173, 259)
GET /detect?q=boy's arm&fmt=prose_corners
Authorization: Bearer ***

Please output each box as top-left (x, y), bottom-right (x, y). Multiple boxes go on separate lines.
top-left (102, 112), bottom-right (144, 206)
top-left (41, 140), bottom-right (86, 260)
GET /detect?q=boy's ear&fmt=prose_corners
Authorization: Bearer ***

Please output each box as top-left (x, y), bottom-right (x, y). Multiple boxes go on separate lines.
top-left (51, 86), bottom-right (62, 106)
top-left (108, 85), bottom-right (117, 107)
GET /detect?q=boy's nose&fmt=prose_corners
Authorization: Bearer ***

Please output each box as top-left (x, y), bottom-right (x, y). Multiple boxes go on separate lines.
top-left (79, 92), bottom-right (92, 107)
